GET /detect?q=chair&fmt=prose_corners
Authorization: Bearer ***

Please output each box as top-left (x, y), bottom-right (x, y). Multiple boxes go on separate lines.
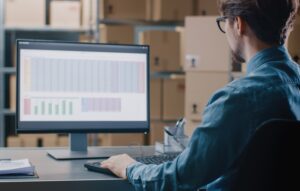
top-left (229, 119), bottom-right (300, 191)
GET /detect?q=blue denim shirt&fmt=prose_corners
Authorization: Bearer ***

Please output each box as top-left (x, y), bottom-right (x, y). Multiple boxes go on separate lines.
top-left (126, 46), bottom-right (300, 191)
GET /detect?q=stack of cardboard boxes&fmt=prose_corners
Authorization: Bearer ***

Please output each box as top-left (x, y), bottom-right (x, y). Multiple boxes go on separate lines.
top-left (184, 16), bottom-right (231, 136)
top-left (99, 0), bottom-right (195, 21)
top-left (5, 0), bottom-right (46, 27)
top-left (5, 0), bottom-right (222, 147)
top-left (98, 0), bottom-right (219, 21)
top-left (82, 0), bottom-right (196, 27)
top-left (195, 0), bottom-right (219, 15)
top-left (50, 0), bottom-right (81, 28)
top-left (7, 134), bottom-right (58, 147)
top-left (140, 29), bottom-right (186, 145)
top-left (5, 0), bottom-right (82, 28)
top-left (5, 0), bottom-right (220, 28)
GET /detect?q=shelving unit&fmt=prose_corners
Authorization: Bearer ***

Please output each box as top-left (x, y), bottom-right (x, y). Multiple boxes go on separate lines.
top-left (0, 0), bottom-right (5, 146)
top-left (97, 18), bottom-right (186, 146)
top-left (98, 18), bottom-right (183, 43)
top-left (5, 26), bottom-right (92, 33)
top-left (0, 0), bottom-right (186, 147)
top-left (0, 0), bottom-right (100, 147)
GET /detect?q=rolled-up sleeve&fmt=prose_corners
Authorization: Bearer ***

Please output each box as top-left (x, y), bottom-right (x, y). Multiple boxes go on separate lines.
top-left (126, 86), bottom-right (254, 191)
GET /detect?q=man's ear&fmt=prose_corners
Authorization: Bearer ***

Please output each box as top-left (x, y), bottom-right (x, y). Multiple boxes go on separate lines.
top-left (235, 16), bottom-right (246, 36)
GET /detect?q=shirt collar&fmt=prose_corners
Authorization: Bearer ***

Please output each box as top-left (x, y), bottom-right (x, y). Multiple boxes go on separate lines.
top-left (246, 46), bottom-right (291, 75)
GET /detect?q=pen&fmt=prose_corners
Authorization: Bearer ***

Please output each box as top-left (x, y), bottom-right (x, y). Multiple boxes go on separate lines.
top-left (0, 158), bottom-right (11, 161)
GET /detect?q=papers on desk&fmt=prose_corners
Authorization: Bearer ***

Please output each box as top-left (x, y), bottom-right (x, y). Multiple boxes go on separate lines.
top-left (0, 159), bottom-right (35, 175)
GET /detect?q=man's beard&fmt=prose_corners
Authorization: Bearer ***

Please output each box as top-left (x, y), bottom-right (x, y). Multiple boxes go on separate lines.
top-left (231, 49), bottom-right (246, 64)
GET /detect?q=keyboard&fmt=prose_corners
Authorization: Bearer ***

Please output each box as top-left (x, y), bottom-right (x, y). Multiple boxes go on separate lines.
top-left (84, 152), bottom-right (180, 176)
top-left (134, 152), bottom-right (180, 165)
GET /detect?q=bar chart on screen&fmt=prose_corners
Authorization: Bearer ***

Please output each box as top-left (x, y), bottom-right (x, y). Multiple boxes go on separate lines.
top-left (81, 98), bottom-right (121, 113)
top-left (24, 97), bottom-right (124, 116)
top-left (23, 98), bottom-right (78, 116)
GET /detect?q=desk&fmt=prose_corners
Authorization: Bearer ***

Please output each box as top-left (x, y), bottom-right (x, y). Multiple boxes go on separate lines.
top-left (0, 146), bottom-right (155, 191)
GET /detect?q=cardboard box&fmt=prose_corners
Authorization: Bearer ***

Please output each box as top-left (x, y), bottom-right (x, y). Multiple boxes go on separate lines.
top-left (7, 136), bottom-right (22, 147)
top-left (100, 25), bottom-right (134, 44)
top-left (185, 120), bottom-right (201, 137)
top-left (152, 0), bottom-right (194, 21)
top-left (99, 134), bottom-right (145, 146)
top-left (162, 78), bottom-right (185, 121)
top-left (50, 1), bottom-right (81, 28)
top-left (184, 16), bottom-right (231, 72)
top-left (57, 135), bottom-right (69, 146)
top-left (287, 22), bottom-right (300, 64)
top-left (150, 79), bottom-right (162, 120)
top-left (9, 75), bottom-right (16, 111)
top-left (79, 34), bottom-right (95, 43)
top-left (196, 0), bottom-right (219, 15)
top-left (185, 72), bottom-right (228, 122)
top-left (5, 0), bottom-right (46, 27)
top-left (19, 134), bottom-right (58, 147)
top-left (100, 0), bottom-right (151, 20)
top-left (140, 30), bottom-right (182, 72)
top-left (148, 121), bottom-right (175, 145)
top-left (241, 64), bottom-right (247, 73)
top-left (42, 135), bottom-right (58, 147)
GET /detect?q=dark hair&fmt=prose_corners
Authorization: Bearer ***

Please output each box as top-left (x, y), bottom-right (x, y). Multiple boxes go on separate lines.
top-left (218, 0), bottom-right (299, 45)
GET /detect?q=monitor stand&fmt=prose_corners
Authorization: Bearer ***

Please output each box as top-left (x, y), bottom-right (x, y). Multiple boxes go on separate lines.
top-left (47, 133), bottom-right (153, 160)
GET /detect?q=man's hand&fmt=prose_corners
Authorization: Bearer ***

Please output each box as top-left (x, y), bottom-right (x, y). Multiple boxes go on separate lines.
top-left (101, 154), bottom-right (137, 179)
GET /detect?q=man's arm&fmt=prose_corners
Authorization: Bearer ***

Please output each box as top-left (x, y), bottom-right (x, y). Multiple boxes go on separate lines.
top-left (102, 86), bottom-right (253, 190)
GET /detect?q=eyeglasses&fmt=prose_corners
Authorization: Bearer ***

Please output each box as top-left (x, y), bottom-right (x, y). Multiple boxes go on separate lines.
top-left (216, 16), bottom-right (228, 33)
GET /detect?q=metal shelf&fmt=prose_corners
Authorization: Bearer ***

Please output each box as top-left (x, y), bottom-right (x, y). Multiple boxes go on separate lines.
top-left (0, 67), bottom-right (16, 74)
top-left (3, 109), bottom-right (16, 116)
top-left (98, 19), bottom-right (183, 44)
top-left (150, 119), bottom-right (178, 123)
top-left (151, 71), bottom-right (185, 79)
top-left (5, 26), bottom-right (92, 33)
top-left (99, 18), bottom-right (184, 27)
top-left (0, 0), bottom-right (5, 146)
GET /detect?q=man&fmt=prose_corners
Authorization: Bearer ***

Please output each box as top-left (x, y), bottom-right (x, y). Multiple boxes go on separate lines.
top-left (101, 0), bottom-right (300, 190)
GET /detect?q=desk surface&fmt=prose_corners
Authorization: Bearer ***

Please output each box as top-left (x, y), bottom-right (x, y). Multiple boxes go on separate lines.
top-left (0, 146), bottom-right (155, 191)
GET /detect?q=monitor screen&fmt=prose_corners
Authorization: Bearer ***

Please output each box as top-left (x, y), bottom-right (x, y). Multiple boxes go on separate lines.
top-left (16, 40), bottom-right (149, 133)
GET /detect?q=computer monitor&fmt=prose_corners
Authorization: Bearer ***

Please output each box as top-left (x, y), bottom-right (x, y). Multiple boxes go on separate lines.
top-left (16, 40), bottom-right (149, 160)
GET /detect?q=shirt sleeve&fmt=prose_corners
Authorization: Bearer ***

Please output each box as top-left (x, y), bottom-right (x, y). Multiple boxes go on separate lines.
top-left (127, 86), bottom-right (254, 191)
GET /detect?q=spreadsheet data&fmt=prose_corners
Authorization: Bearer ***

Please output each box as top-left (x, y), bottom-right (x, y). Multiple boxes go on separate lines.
top-left (19, 49), bottom-right (148, 121)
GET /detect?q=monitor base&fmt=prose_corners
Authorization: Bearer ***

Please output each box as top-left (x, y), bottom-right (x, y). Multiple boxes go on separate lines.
top-left (47, 146), bottom-right (155, 160)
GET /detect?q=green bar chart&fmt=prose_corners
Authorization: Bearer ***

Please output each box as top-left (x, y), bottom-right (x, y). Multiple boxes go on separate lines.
top-left (24, 98), bottom-right (76, 116)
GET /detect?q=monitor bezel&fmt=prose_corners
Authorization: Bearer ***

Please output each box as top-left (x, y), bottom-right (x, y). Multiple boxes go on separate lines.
top-left (16, 39), bottom-right (150, 134)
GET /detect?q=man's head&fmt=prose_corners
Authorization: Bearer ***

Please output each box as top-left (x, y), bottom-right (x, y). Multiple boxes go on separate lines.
top-left (217, 0), bottom-right (299, 63)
